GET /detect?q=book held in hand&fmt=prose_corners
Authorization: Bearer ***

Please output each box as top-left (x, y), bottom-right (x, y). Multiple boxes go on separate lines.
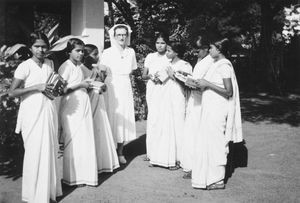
top-left (43, 72), bottom-right (67, 100)
top-left (174, 71), bottom-right (198, 89)
top-left (185, 76), bottom-right (199, 89)
top-left (155, 69), bottom-right (169, 83)
top-left (91, 81), bottom-right (105, 90)
top-left (174, 71), bottom-right (188, 83)
top-left (174, 70), bottom-right (193, 82)
top-left (88, 80), bottom-right (106, 94)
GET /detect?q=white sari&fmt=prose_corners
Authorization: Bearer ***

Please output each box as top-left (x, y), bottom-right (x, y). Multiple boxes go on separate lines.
top-left (59, 60), bottom-right (98, 186)
top-left (81, 64), bottom-right (120, 173)
top-left (170, 60), bottom-right (192, 163)
top-left (180, 55), bottom-right (213, 172)
top-left (149, 59), bottom-right (192, 167)
top-left (192, 58), bottom-right (242, 188)
top-left (14, 58), bottom-right (62, 203)
top-left (144, 52), bottom-right (169, 160)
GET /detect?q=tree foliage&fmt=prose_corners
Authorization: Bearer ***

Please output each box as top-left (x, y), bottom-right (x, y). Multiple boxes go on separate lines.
top-left (107, 0), bottom-right (300, 94)
top-left (0, 45), bottom-right (30, 152)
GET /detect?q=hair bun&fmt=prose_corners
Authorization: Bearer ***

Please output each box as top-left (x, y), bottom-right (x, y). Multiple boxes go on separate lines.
top-left (213, 38), bottom-right (230, 57)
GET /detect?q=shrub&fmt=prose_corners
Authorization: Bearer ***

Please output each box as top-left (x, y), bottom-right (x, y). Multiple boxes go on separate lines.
top-left (0, 45), bottom-right (30, 155)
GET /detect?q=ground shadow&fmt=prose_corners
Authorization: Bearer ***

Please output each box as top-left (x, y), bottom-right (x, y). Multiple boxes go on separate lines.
top-left (0, 153), bottom-right (23, 181)
top-left (98, 133), bottom-right (146, 181)
top-left (122, 133), bottom-right (146, 167)
top-left (97, 172), bottom-right (115, 186)
top-left (240, 92), bottom-right (300, 126)
top-left (56, 183), bottom-right (77, 203)
top-left (57, 159), bottom-right (116, 202)
top-left (224, 140), bottom-right (248, 184)
top-left (57, 134), bottom-right (146, 202)
top-left (223, 91), bottom-right (299, 182)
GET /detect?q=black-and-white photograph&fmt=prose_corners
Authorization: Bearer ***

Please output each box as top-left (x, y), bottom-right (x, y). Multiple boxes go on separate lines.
top-left (0, 0), bottom-right (299, 202)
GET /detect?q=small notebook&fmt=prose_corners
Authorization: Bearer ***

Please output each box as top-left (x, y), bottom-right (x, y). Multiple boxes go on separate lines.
top-left (156, 69), bottom-right (169, 83)
top-left (174, 71), bottom-right (188, 83)
top-left (90, 81), bottom-right (105, 90)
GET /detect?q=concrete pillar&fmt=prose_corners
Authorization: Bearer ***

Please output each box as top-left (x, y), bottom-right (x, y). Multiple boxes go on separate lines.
top-left (71, 0), bottom-right (104, 51)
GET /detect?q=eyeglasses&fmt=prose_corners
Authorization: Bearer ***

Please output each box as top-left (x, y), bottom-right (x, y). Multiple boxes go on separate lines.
top-left (115, 34), bottom-right (127, 37)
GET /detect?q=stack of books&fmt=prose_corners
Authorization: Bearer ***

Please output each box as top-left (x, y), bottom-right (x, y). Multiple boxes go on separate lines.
top-left (43, 72), bottom-right (67, 100)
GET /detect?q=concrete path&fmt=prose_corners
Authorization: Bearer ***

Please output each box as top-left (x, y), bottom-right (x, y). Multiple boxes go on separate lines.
top-left (0, 93), bottom-right (299, 202)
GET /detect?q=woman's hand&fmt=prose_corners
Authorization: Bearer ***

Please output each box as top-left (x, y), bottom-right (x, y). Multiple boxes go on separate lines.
top-left (166, 66), bottom-right (175, 79)
top-left (195, 79), bottom-right (209, 91)
top-left (148, 74), bottom-right (154, 80)
top-left (101, 84), bottom-right (107, 93)
top-left (80, 80), bottom-right (92, 89)
top-left (151, 73), bottom-right (161, 84)
top-left (56, 82), bottom-right (66, 95)
top-left (153, 77), bottom-right (162, 84)
top-left (34, 83), bottom-right (46, 92)
top-left (35, 83), bottom-right (54, 92)
top-left (195, 78), bottom-right (233, 99)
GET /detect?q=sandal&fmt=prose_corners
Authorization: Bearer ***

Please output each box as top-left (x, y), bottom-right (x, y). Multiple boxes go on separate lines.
top-left (118, 155), bottom-right (127, 165)
top-left (206, 183), bottom-right (225, 190)
top-left (182, 171), bottom-right (192, 179)
top-left (143, 157), bottom-right (150, 161)
top-left (77, 184), bottom-right (86, 188)
top-left (169, 165), bottom-right (180, 171)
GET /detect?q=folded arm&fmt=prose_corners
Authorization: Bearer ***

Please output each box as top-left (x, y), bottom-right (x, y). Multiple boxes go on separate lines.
top-left (8, 78), bottom-right (52, 98)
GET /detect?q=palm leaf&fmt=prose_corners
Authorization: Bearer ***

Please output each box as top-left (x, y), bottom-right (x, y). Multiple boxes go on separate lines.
top-left (4, 44), bottom-right (26, 59)
top-left (47, 23), bottom-right (60, 44)
top-left (49, 35), bottom-right (88, 52)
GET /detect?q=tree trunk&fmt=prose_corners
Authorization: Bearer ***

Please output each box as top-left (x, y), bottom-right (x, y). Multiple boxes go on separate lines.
top-left (259, 0), bottom-right (283, 95)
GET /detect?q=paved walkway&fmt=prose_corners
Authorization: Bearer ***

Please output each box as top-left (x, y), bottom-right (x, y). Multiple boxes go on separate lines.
top-left (0, 93), bottom-right (299, 202)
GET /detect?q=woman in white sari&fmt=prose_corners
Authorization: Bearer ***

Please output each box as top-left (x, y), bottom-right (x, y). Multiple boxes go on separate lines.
top-left (149, 41), bottom-right (192, 169)
top-left (192, 38), bottom-right (243, 190)
top-left (9, 32), bottom-right (62, 203)
top-left (142, 32), bottom-right (169, 161)
top-left (100, 24), bottom-right (137, 165)
top-left (59, 38), bottom-right (98, 187)
top-left (81, 44), bottom-right (120, 173)
top-left (181, 36), bottom-right (214, 178)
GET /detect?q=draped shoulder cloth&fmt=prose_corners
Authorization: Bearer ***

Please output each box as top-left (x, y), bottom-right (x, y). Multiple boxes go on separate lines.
top-left (218, 59), bottom-right (243, 143)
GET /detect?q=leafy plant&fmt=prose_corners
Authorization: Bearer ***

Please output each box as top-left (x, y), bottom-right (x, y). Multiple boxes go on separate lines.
top-left (282, 4), bottom-right (300, 44)
top-left (0, 45), bottom-right (30, 150)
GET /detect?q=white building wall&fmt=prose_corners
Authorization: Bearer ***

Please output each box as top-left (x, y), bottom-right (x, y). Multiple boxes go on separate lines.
top-left (71, 0), bottom-right (104, 51)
